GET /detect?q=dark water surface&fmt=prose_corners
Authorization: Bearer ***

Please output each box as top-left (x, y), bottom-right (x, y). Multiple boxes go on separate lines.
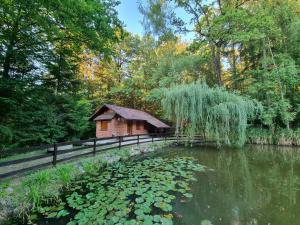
top-left (158, 145), bottom-right (300, 225)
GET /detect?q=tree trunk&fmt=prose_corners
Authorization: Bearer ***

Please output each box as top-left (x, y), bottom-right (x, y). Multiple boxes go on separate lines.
top-left (232, 43), bottom-right (237, 89)
top-left (3, 46), bottom-right (13, 79)
top-left (211, 44), bottom-right (222, 86)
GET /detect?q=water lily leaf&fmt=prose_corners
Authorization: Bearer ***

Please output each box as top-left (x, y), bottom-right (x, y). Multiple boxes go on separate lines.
top-left (164, 214), bottom-right (173, 219)
top-left (46, 212), bottom-right (57, 218)
top-left (111, 215), bottom-right (120, 223)
top-left (161, 217), bottom-right (173, 225)
top-left (30, 157), bottom-right (204, 224)
top-left (142, 217), bottom-right (153, 225)
top-left (154, 202), bottom-right (172, 212)
top-left (56, 209), bottom-right (69, 218)
top-left (124, 219), bottom-right (138, 225)
top-left (201, 219), bottom-right (213, 225)
top-left (67, 221), bottom-right (77, 225)
top-left (153, 215), bottom-right (162, 222)
top-left (134, 209), bottom-right (145, 216)
top-left (136, 197), bottom-right (144, 204)
top-left (183, 193), bottom-right (193, 198)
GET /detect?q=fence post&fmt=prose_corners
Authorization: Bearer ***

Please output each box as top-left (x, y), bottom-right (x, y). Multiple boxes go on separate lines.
top-left (118, 136), bottom-right (121, 150)
top-left (52, 143), bottom-right (57, 166)
top-left (93, 138), bottom-right (96, 156)
top-left (152, 135), bottom-right (154, 142)
top-left (137, 135), bottom-right (139, 145)
top-left (164, 133), bottom-right (167, 142)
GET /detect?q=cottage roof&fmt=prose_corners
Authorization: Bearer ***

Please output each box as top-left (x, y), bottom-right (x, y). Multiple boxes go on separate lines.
top-left (89, 104), bottom-right (170, 128)
top-left (94, 112), bottom-right (116, 121)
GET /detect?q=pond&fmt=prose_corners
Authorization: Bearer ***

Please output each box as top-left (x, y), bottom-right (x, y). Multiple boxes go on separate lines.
top-left (31, 144), bottom-right (300, 225)
top-left (161, 145), bottom-right (300, 225)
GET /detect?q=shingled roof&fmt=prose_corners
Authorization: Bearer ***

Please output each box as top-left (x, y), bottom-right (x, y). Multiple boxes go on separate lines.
top-left (94, 112), bottom-right (116, 121)
top-left (89, 104), bottom-right (170, 128)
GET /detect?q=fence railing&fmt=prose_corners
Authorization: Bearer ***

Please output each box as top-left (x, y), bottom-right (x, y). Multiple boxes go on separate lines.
top-left (0, 133), bottom-right (204, 180)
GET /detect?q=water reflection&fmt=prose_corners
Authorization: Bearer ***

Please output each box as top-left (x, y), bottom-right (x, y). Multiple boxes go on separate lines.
top-left (161, 145), bottom-right (300, 225)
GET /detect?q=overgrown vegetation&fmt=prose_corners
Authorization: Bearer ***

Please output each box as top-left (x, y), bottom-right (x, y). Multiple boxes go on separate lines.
top-left (163, 83), bottom-right (261, 146)
top-left (247, 128), bottom-right (300, 146)
top-left (27, 157), bottom-right (203, 225)
top-left (0, 141), bottom-right (173, 223)
top-left (1, 0), bottom-right (299, 148)
top-left (0, 0), bottom-right (122, 148)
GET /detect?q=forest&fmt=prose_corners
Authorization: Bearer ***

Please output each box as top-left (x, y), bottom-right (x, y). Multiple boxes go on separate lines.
top-left (0, 0), bottom-right (299, 148)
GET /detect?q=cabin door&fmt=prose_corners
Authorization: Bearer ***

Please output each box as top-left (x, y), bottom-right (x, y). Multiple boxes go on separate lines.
top-left (127, 121), bottom-right (133, 135)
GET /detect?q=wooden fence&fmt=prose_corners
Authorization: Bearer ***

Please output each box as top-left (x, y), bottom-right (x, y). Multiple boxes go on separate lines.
top-left (0, 133), bottom-right (203, 179)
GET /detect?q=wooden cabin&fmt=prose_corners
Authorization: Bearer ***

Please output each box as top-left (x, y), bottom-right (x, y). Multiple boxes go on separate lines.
top-left (89, 104), bottom-right (170, 138)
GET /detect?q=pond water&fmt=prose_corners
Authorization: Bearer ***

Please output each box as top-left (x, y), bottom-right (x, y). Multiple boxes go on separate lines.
top-left (30, 144), bottom-right (300, 225)
top-left (157, 145), bottom-right (300, 225)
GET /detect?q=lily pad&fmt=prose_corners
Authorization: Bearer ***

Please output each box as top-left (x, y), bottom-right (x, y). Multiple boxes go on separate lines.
top-left (31, 157), bottom-right (204, 225)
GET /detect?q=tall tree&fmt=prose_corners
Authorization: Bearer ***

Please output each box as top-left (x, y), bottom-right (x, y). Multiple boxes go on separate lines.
top-left (139, 0), bottom-right (177, 42)
top-left (0, 0), bottom-right (123, 148)
top-left (0, 0), bottom-right (48, 79)
top-left (163, 82), bottom-right (262, 146)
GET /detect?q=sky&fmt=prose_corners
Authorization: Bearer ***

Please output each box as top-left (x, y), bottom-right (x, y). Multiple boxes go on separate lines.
top-left (117, 1), bottom-right (144, 36)
top-left (116, 0), bottom-right (195, 41)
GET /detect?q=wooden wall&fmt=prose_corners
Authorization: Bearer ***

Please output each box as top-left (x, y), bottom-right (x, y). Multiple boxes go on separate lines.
top-left (96, 117), bottom-right (148, 138)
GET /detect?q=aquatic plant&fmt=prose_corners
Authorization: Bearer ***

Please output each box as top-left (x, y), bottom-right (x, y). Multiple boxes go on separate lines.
top-left (163, 82), bottom-right (262, 146)
top-left (247, 128), bottom-right (300, 146)
top-left (247, 127), bottom-right (273, 145)
top-left (0, 141), bottom-right (174, 224)
top-left (201, 220), bottom-right (213, 225)
top-left (31, 157), bottom-right (204, 224)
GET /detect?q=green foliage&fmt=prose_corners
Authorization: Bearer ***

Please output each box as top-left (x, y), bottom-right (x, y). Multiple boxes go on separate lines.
top-left (163, 82), bottom-right (262, 146)
top-left (141, 0), bottom-right (300, 131)
top-left (152, 54), bottom-right (206, 87)
top-left (139, 0), bottom-right (177, 42)
top-left (247, 128), bottom-right (274, 145)
top-left (0, 142), bottom-right (172, 223)
top-left (0, 80), bottom-right (93, 147)
top-left (247, 128), bottom-right (300, 146)
top-left (0, 0), bottom-right (122, 148)
top-left (247, 53), bottom-right (299, 129)
top-left (0, 125), bottom-right (13, 150)
top-left (59, 97), bottom-right (93, 140)
top-left (1, 0), bottom-right (299, 149)
top-left (30, 157), bottom-right (204, 224)
top-left (0, 0), bottom-right (122, 79)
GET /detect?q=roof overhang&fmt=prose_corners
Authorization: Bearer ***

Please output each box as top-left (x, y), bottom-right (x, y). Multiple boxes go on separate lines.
top-left (93, 112), bottom-right (116, 121)
top-left (89, 104), bottom-right (170, 128)
top-left (89, 105), bottom-right (109, 121)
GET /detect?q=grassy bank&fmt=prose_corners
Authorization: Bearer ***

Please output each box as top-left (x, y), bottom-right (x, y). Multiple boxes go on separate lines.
top-left (247, 128), bottom-right (300, 146)
top-left (0, 141), bottom-right (173, 224)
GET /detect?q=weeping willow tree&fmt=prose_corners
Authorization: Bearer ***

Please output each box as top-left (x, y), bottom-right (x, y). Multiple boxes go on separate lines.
top-left (163, 83), bottom-right (262, 146)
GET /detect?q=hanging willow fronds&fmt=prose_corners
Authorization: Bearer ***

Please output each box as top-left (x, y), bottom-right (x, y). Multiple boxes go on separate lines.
top-left (162, 82), bottom-right (262, 146)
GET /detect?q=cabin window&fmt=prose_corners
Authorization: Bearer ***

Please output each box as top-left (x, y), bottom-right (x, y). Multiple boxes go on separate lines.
top-left (136, 121), bottom-right (142, 130)
top-left (100, 121), bottom-right (109, 131)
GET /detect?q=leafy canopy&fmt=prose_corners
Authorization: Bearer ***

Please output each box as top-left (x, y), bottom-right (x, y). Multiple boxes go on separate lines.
top-left (163, 82), bottom-right (262, 146)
